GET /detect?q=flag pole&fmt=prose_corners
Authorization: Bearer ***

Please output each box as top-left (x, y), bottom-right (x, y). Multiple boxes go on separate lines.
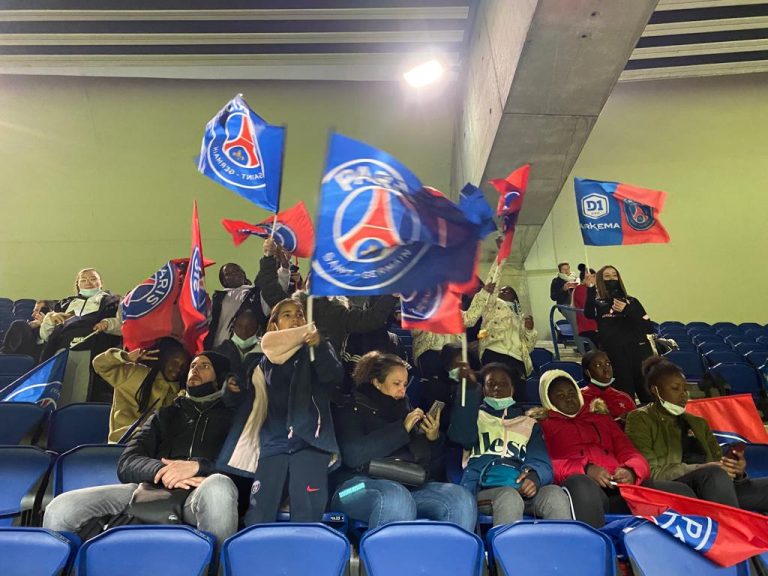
top-left (307, 295), bottom-right (315, 361)
top-left (461, 333), bottom-right (468, 407)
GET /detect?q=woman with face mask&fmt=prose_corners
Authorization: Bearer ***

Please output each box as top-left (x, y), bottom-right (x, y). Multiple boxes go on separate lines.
top-left (625, 357), bottom-right (768, 512)
top-left (215, 302), bottom-right (264, 383)
top-left (448, 363), bottom-right (571, 525)
top-left (463, 262), bottom-right (537, 377)
top-left (329, 351), bottom-right (477, 531)
top-left (580, 350), bottom-right (636, 423)
top-left (583, 265), bottom-right (654, 403)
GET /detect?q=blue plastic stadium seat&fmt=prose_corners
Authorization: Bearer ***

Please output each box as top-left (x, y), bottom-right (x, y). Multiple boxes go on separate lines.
top-left (710, 363), bottom-right (764, 398)
top-left (713, 322), bottom-right (738, 331)
top-left (222, 523), bottom-right (350, 576)
top-left (739, 322), bottom-right (763, 332)
top-left (0, 446), bottom-right (53, 526)
top-left (660, 321), bottom-right (685, 330)
top-left (540, 361), bottom-right (583, 383)
top-left (0, 527), bottom-right (77, 576)
top-left (47, 403), bottom-right (111, 453)
top-left (360, 521), bottom-right (484, 576)
top-left (490, 520), bottom-right (615, 576)
top-left (52, 444), bottom-right (123, 496)
top-left (746, 350), bottom-right (768, 369)
top-left (523, 376), bottom-right (541, 404)
top-left (530, 347), bottom-right (554, 375)
top-left (0, 355), bottom-right (36, 390)
top-left (698, 342), bottom-right (732, 355)
top-left (734, 342), bottom-right (768, 357)
top-left (75, 525), bottom-right (214, 576)
top-left (624, 522), bottom-right (748, 575)
top-left (274, 511), bottom-right (348, 534)
top-left (687, 322), bottom-right (712, 330)
top-left (715, 327), bottom-right (740, 339)
top-left (745, 329), bottom-right (768, 341)
top-left (725, 334), bottom-right (754, 348)
top-left (664, 350), bottom-right (704, 382)
top-left (703, 350), bottom-right (746, 367)
top-left (692, 333), bottom-right (723, 347)
top-left (0, 402), bottom-right (47, 444)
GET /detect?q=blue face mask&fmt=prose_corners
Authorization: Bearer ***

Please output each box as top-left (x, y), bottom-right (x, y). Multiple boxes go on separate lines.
top-left (590, 377), bottom-right (615, 389)
top-left (484, 396), bottom-right (516, 411)
top-left (79, 288), bottom-right (100, 298)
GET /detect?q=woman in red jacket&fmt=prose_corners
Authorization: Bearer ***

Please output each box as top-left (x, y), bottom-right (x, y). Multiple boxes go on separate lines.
top-left (534, 370), bottom-right (649, 527)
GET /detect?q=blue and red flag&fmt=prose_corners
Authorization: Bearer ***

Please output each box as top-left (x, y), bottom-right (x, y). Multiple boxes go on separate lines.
top-left (310, 133), bottom-right (481, 296)
top-left (197, 94), bottom-right (285, 212)
top-left (618, 484), bottom-right (768, 566)
top-left (401, 282), bottom-right (474, 335)
top-left (489, 164), bottom-right (530, 263)
top-left (459, 183), bottom-right (497, 239)
top-left (121, 259), bottom-right (186, 352)
top-left (575, 178), bottom-right (670, 246)
top-left (0, 349), bottom-right (67, 411)
top-left (178, 201), bottom-right (212, 354)
top-left (221, 200), bottom-right (315, 258)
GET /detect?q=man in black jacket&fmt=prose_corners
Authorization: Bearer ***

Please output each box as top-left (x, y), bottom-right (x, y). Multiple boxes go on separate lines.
top-left (43, 351), bottom-right (240, 547)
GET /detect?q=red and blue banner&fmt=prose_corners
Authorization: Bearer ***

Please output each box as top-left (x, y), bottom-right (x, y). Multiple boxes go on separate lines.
top-left (121, 259), bottom-right (186, 352)
top-left (197, 94), bottom-right (285, 212)
top-left (575, 178), bottom-right (670, 246)
top-left (489, 164), bottom-right (530, 263)
top-left (686, 394), bottom-right (768, 444)
top-left (401, 284), bottom-right (465, 335)
top-left (459, 183), bottom-right (497, 239)
top-left (0, 350), bottom-right (67, 411)
top-left (618, 484), bottom-right (768, 566)
top-left (221, 200), bottom-right (315, 258)
top-left (178, 201), bottom-right (212, 354)
top-left (310, 133), bottom-right (481, 296)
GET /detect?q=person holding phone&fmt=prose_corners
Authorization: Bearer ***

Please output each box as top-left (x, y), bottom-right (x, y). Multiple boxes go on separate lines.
top-left (448, 363), bottom-right (571, 526)
top-left (626, 357), bottom-right (768, 512)
top-left (329, 351), bottom-right (477, 531)
top-left (584, 265), bottom-right (654, 403)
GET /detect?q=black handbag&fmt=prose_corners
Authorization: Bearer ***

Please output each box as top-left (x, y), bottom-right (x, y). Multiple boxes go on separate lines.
top-left (366, 458), bottom-right (427, 487)
top-left (126, 483), bottom-right (191, 524)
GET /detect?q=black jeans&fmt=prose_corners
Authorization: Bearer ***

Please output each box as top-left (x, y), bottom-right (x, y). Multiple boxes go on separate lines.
top-left (481, 350), bottom-right (525, 381)
top-left (564, 474), bottom-right (696, 528)
top-left (676, 465), bottom-right (768, 512)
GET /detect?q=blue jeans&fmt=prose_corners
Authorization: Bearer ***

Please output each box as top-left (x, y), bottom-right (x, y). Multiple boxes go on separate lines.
top-left (331, 476), bottom-right (477, 532)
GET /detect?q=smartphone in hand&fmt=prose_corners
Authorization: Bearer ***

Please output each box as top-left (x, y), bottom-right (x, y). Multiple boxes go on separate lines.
top-left (427, 400), bottom-right (445, 420)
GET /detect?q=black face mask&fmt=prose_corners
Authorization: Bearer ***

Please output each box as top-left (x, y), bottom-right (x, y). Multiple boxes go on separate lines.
top-left (604, 279), bottom-right (624, 298)
top-left (187, 381), bottom-right (218, 398)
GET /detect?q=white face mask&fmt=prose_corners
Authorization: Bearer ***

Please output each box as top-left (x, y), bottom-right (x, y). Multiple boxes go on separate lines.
top-left (504, 300), bottom-right (521, 314)
top-left (232, 333), bottom-right (259, 350)
top-left (658, 396), bottom-right (686, 416)
top-left (590, 377), bottom-right (615, 389)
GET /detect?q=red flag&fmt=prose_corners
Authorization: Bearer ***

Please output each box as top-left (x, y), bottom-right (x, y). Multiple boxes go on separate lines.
top-left (221, 201), bottom-right (315, 258)
top-left (619, 484), bottom-right (768, 566)
top-left (612, 182), bottom-right (670, 245)
top-left (121, 259), bottom-right (186, 351)
top-left (489, 164), bottom-right (530, 264)
top-left (686, 394), bottom-right (768, 443)
top-left (178, 201), bottom-right (212, 354)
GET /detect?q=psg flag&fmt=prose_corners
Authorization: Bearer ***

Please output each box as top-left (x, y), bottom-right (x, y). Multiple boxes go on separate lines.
top-left (459, 183), bottom-right (497, 240)
top-left (198, 94), bottom-right (285, 212)
top-left (221, 201), bottom-right (315, 258)
top-left (618, 484), bottom-right (768, 567)
top-left (400, 284), bottom-right (466, 335)
top-left (178, 201), bottom-right (212, 354)
top-left (0, 349), bottom-right (68, 411)
top-left (575, 178), bottom-right (670, 246)
top-left (310, 133), bottom-right (481, 296)
top-left (489, 164), bottom-right (530, 263)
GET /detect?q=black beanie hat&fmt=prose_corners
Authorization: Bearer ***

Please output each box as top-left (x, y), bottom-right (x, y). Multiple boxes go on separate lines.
top-left (196, 350), bottom-right (231, 386)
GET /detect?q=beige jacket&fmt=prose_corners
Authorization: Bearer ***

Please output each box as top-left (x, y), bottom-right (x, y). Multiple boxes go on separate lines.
top-left (92, 348), bottom-right (180, 443)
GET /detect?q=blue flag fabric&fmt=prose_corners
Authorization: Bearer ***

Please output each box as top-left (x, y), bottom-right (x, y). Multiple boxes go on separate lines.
top-left (311, 133), bottom-right (480, 296)
top-left (0, 349), bottom-right (68, 410)
top-left (197, 94), bottom-right (284, 212)
top-left (459, 183), bottom-right (497, 239)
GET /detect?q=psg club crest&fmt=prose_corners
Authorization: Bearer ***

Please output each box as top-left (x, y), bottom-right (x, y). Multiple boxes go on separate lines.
top-left (204, 97), bottom-right (266, 191)
top-left (314, 158), bottom-right (430, 291)
top-left (623, 199), bottom-right (655, 231)
top-left (401, 286), bottom-right (442, 322)
top-left (121, 262), bottom-right (176, 320)
top-left (260, 222), bottom-right (298, 254)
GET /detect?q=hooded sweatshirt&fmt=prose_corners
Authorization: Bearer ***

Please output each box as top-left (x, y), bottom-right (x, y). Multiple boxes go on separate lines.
top-left (535, 370), bottom-right (649, 486)
top-left (448, 382), bottom-right (553, 495)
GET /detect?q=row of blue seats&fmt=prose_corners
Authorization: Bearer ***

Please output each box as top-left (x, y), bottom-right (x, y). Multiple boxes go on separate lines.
top-left (2, 518), bottom-right (762, 576)
top-left (0, 402), bottom-right (110, 452)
